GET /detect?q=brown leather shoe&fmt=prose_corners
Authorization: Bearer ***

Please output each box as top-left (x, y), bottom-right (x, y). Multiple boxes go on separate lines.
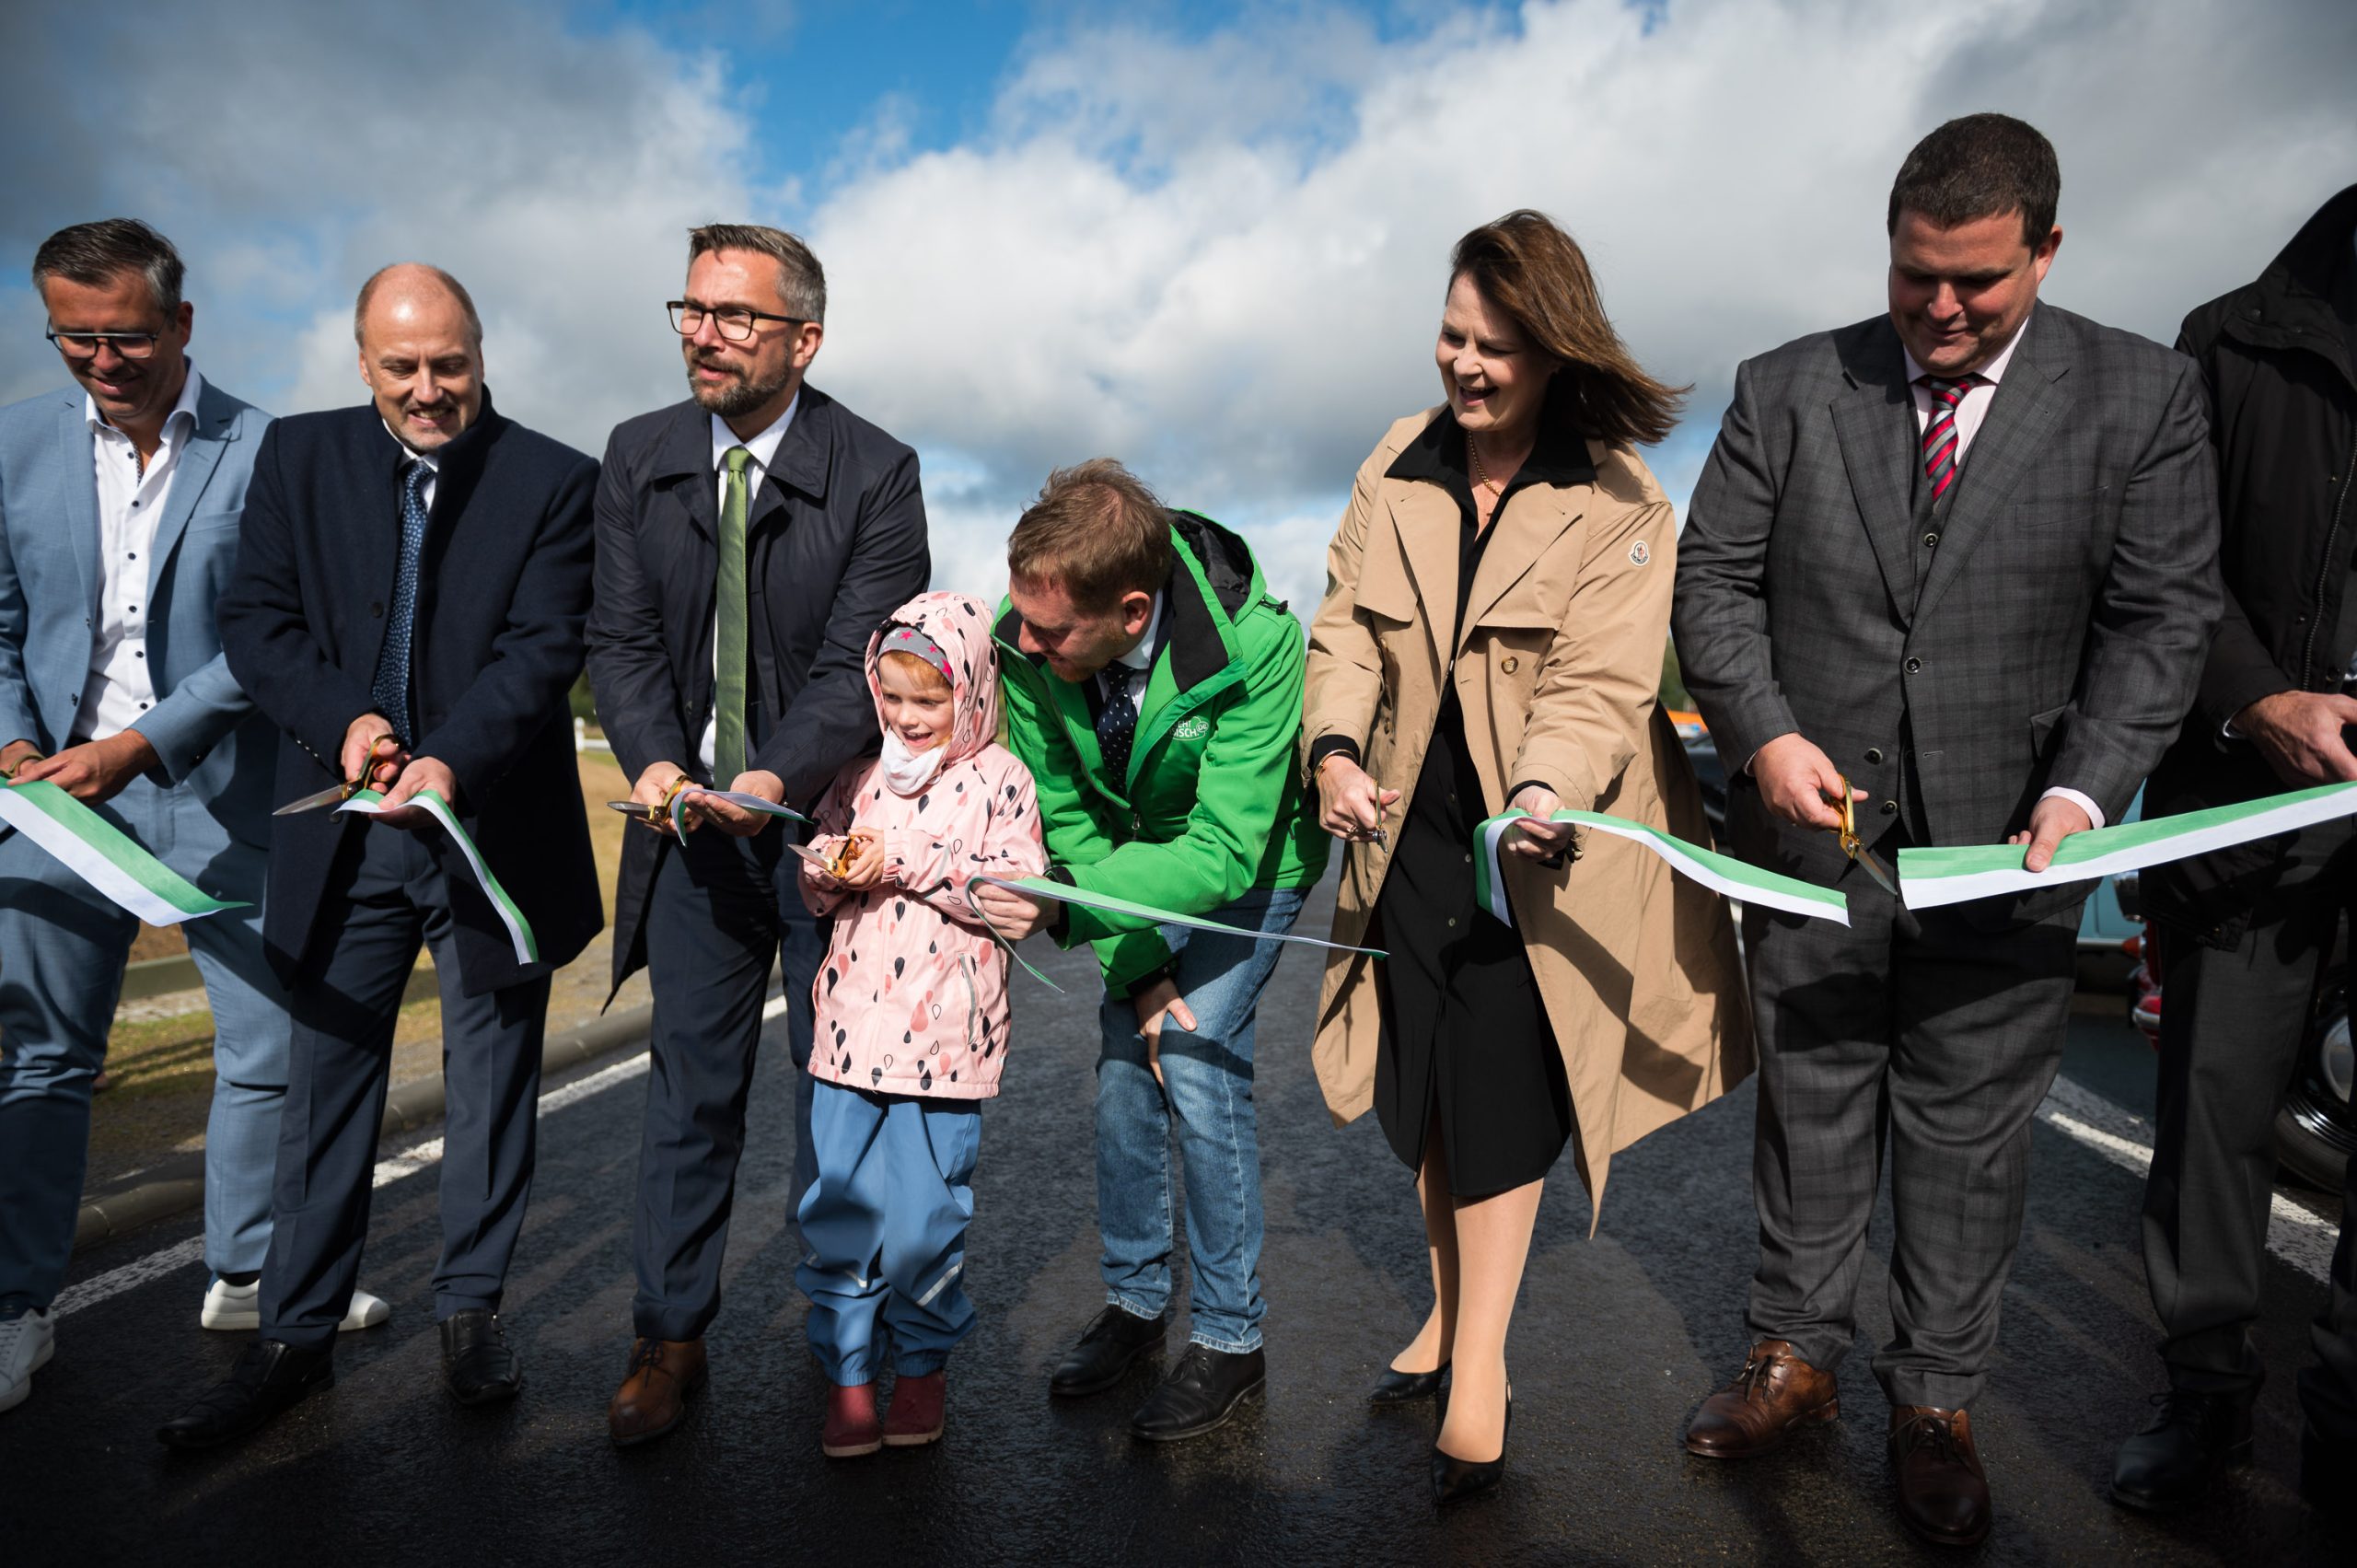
top-left (1682, 1339), bottom-right (1840, 1458)
top-left (1890, 1405), bottom-right (1991, 1547)
top-left (607, 1337), bottom-right (707, 1447)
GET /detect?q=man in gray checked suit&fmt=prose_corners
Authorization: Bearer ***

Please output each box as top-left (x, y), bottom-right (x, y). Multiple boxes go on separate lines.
top-left (1671, 115), bottom-right (2221, 1547)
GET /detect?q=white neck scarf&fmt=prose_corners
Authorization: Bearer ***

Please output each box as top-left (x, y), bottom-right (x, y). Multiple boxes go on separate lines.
top-left (878, 729), bottom-right (947, 796)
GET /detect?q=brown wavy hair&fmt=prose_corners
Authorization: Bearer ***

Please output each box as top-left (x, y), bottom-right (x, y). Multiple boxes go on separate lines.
top-left (1449, 210), bottom-right (1686, 447)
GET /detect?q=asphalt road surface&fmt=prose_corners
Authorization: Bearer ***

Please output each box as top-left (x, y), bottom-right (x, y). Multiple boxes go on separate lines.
top-left (8, 878), bottom-right (2348, 1567)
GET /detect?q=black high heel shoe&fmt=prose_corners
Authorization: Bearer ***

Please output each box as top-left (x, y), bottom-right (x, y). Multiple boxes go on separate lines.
top-left (1369, 1362), bottom-right (1448, 1407)
top-left (1431, 1391), bottom-right (1512, 1506)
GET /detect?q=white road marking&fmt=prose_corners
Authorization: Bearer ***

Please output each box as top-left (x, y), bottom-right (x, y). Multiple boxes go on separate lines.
top-left (54, 997), bottom-right (786, 1319)
top-left (2038, 1074), bottom-right (2339, 1283)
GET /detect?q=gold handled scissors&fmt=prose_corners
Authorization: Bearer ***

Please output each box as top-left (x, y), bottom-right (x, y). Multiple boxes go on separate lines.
top-left (275, 734), bottom-right (402, 816)
top-left (1832, 773), bottom-right (1900, 897)
top-left (605, 774), bottom-right (696, 833)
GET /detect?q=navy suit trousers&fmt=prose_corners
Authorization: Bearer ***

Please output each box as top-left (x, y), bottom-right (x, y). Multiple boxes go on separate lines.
top-left (261, 824), bottom-right (550, 1350)
top-left (631, 825), bottom-right (826, 1342)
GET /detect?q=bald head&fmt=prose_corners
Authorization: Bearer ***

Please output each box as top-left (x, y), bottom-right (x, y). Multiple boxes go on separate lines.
top-left (354, 262), bottom-right (482, 349)
top-left (354, 261), bottom-right (484, 451)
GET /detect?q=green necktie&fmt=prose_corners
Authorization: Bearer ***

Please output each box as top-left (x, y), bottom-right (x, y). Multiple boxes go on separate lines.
top-left (714, 446), bottom-right (751, 784)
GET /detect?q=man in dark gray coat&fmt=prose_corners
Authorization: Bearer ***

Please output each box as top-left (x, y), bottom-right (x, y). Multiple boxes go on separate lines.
top-left (1671, 114), bottom-right (2221, 1547)
top-left (586, 224), bottom-right (928, 1446)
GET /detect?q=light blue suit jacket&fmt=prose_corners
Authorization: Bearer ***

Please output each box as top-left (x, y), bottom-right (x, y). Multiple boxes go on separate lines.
top-left (0, 376), bottom-right (279, 844)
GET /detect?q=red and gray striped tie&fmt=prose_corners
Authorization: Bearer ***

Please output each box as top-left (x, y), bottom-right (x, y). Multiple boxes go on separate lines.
top-left (1918, 374), bottom-right (1983, 503)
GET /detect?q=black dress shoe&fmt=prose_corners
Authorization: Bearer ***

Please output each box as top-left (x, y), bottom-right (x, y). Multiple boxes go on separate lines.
top-left (157, 1339), bottom-right (332, 1449)
top-left (1129, 1344), bottom-right (1265, 1441)
top-left (2110, 1388), bottom-right (2253, 1512)
top-left (441, 1309), bottom-right (523, 1405)
top-left (1369, 1362), bottom-right (1449, 1407)
top-left (1049, 1306), bottom-right (1167, 1398)
top-left (2303, 1426), bottom-right (2357, 1517)
top-left (1433, 1393), bottom-right (1513, 1506)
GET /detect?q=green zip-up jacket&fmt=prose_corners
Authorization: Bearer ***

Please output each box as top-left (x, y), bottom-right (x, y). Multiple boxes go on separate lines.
top-left (995, 510), bottom-right (1329, 997)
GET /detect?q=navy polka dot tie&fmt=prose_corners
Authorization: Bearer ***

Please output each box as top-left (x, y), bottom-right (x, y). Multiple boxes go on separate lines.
top-left (1097, 669), bottom-right (1138, 784)
top-left (369, 460), bottom-right (431, 743)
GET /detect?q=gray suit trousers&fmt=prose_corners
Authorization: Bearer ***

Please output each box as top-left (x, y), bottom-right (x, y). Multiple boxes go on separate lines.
top-left (1743, 859), bottom-right (2077, 1410)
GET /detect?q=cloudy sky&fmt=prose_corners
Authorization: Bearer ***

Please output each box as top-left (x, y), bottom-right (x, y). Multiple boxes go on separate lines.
top-left (4, 0), bottom-right (2352, 611)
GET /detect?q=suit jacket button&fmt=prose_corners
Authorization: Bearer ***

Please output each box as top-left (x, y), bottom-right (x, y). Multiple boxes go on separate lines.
top-left (371, 602), bottom-right (384, 618)
top-left (1904, 656), bottom-right (1922, 675)
top-left (1864, 748), bottom-right (1884, 765)
top-left (1501, 655), bottom-right (1519, 674)
top-left (1880, 800), bottom-right (1898, 816)
top-left (1922, 531), bottom-right (1940, 549)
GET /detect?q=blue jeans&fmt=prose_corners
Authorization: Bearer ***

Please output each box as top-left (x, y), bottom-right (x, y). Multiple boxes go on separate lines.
top-left (796, 1081), bottom-right (981, 1384)
top-left (0, 773), bottom-right (286, 1311)
top-left (1095, 884), bottom-right (1305, 1353)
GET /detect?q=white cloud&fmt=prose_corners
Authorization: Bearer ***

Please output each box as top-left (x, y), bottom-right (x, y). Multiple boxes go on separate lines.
top-left (4, 0), bottom-right (2352, 620)
top-left (807, 0), bottom-right (2357, 611)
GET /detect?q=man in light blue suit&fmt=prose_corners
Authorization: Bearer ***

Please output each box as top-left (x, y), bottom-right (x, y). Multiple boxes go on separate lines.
top-left (0, 220), bottom-right (382, 1415)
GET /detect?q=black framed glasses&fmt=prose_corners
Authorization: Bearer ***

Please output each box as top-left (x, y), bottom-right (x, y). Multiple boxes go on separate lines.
top-left (46, 327), bottom-right (163, 360)
top-left (666, 301), bottom-right (806, 343)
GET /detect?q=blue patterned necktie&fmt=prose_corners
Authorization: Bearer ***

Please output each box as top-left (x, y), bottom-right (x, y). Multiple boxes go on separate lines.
top-left (1097, 667), bottom-right (1138, 784)
top-left (370, 460), bottom-right (431, 743)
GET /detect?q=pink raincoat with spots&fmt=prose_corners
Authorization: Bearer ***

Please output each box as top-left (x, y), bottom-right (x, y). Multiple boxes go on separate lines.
top-left (800, 592), bottom-right (1047, 1099)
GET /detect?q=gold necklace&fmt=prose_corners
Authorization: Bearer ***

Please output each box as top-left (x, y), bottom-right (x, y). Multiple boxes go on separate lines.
top-left (1468, 431), bottom-right (1499, 494)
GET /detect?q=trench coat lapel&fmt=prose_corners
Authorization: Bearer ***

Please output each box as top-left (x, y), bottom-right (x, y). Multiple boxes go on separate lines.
top-left (1382, 478), bottom-right (1461, 672)
top-left (1459, 482), bottom-right (1582, 651)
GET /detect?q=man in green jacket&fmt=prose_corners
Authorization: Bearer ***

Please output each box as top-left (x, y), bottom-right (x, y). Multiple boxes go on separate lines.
top-left (974, 459), bottom-right (1327, 1442)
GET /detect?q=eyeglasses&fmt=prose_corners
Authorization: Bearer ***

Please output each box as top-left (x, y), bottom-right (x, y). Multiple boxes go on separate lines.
top-left (46, 328), bottom-right (164, 360)
top-left (666, 301), bottom-right (806, 343)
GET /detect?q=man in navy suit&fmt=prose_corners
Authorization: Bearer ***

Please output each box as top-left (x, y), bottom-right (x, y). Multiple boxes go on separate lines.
top-left (0, 220), bottom-right (383, 1420)
top-left (158, 262), bottom-right (600, 1447)
top-left (588, 223), bottom-right (928, 1445)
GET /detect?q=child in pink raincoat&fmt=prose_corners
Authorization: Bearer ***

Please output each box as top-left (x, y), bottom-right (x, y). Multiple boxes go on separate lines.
top-left (795, 590), bottom-right (1045, 1459)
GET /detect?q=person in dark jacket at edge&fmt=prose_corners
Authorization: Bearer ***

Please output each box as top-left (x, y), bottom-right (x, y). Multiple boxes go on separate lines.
top-left (2119, 182), bottom-right (2357, 1519)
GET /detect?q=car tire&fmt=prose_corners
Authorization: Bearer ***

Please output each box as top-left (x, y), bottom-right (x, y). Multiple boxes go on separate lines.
top-left (2274, 979), bottom-right (2356, 1193)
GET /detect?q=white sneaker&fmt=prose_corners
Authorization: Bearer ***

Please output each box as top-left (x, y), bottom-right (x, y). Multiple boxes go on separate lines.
top-left (0, 1306), bottom-right (55, 1413)
top-left (200, 1278), bottom-right (392, 1333)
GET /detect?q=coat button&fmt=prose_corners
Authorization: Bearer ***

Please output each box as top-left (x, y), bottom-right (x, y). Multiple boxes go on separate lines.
top-left (1502, 655), bottom-right (1519, 674)
top-left (1864, 748), bottom-right (1884, 764)
top-left (1922, 531), bottom-right (1940, 549)
top-left (1904, 656), bottom-right (1922, 674)
top-left (1880, 800), bottom-right (1898, 816)
top-left (371, 602), bottom-right (384, 618)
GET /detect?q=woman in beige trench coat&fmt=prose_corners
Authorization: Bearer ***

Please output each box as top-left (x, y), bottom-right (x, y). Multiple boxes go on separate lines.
top-left (1304, 211), bottom-right (1753, 1504)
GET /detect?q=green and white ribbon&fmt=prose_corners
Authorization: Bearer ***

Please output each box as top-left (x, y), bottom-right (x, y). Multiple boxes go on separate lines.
top-left (1898, 780), bottom-right (2357, 911)
top-left (959, 873), bottom-right (1390, 994)
top-left (0, 779), bottom-right (250, 925)
top-left (337, 788), bottom-right (539, 964)
top-left (672, 787), bottom-right (809, 845)
top-left (1475, 808), bottom-right (1851, 927)
top-left (970, 874), bottom-right (1388, 958)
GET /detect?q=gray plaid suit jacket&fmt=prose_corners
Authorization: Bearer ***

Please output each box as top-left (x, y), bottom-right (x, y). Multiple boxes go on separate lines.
top-left (1674, 305), bottom-right (2222, 919)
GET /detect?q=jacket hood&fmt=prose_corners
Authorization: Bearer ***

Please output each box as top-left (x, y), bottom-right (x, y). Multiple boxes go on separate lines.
top-left (2258, 182), bottom-right (2357, 309)
top-left (1169, 508), bottom-right (1262, 618)
top-left (865, 591), bottom-right (1003, 772)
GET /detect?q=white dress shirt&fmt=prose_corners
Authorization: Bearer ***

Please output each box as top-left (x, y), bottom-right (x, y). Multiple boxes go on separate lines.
top-left (700, 397), bottom-right (798, 774)
top-left (80, 366), bottom-right (206, 740)
top-left (383, 418), bottom-right (442, 509)
top-left (1898, 312), bottom-right (2104, 831)
top-left (1099, 589), bottom-right (1165, 716)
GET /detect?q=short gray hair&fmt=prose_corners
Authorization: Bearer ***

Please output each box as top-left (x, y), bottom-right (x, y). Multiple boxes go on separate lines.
top-left (687, 224), bottom-right (826, 323)
top-left (32, 218), bottom-right (185, 316)
top-left (353, 262), bottom-right (484, 349)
